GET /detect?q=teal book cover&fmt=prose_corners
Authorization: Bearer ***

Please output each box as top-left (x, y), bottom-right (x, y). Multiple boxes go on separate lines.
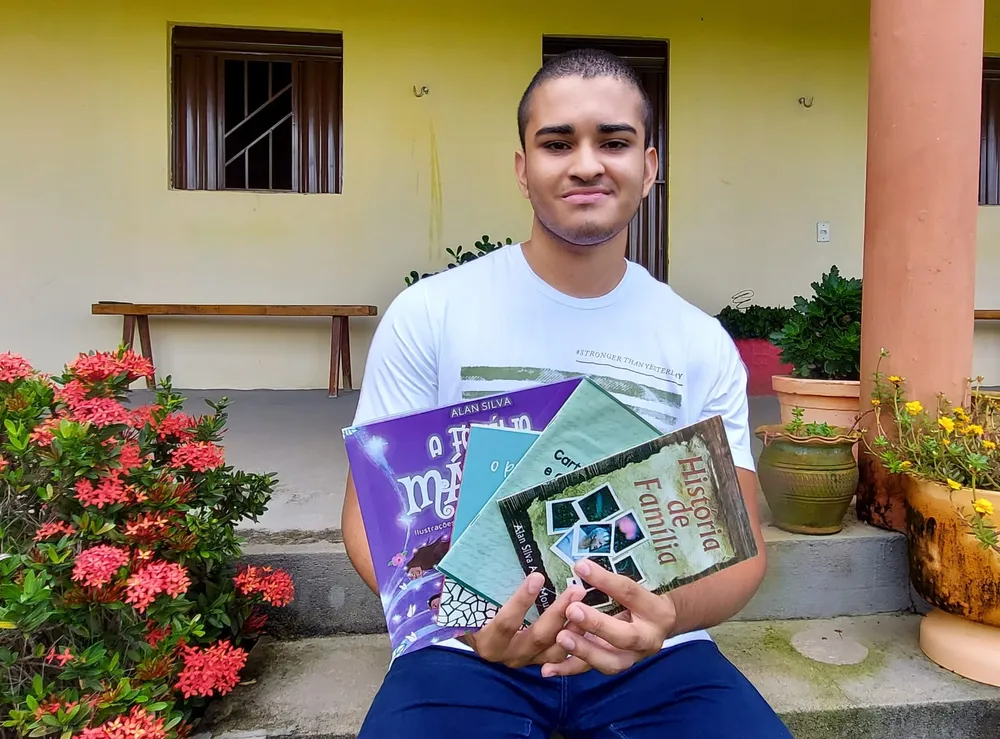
top-left (436, 378), bottom-right (660, 624)
top-left (435, 424), bottom-right (540, 628)
top-left (496, 414), bottom-right (759, 617)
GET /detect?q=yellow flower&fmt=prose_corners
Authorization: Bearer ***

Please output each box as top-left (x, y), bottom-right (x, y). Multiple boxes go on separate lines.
top-left (899, 461), bottom-right (912, 469)
top-left (942, 438), bottom-right (951, 447)
top-left (889, 375), bottom-right (904, 384)
top-left (871, 398), bottom-right (881, 407)
top-left (984, 440), bottom-right (996, 450)
top-left (947, 478), bottom-right (962, 490)
top-left (954, 407), bottom-right (969, 421)
top-left (965, 424), bottom-right (984, 436)
top-left (938, 417), bottom-right (955, 433)
top-left (974, 498), bottom-right (995, 517)
top-left (905, 400), bottom-right (923, 416)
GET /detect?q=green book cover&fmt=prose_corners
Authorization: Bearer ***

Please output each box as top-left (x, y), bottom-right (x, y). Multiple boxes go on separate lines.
top-left (436, 377), bottom-right (660, 624)
top-left (496, 414), bottom-right (759, 617)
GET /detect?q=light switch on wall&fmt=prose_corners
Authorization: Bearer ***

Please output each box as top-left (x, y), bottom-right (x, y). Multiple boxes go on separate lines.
top-left (817, 222), bottom-right (830, 242)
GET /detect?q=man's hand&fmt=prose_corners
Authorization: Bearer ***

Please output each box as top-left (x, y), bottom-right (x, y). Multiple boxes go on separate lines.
top-left (463, 572), bottom-right (586, 669)
top-left (540, 559), bottom-right (676, 678)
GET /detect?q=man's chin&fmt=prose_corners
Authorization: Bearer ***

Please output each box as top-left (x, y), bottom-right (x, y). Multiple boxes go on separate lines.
top-left (541, 219), bottom-right (624, 248)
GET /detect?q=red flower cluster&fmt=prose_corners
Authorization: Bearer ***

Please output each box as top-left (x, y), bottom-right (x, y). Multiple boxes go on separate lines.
top-left (29, 416), bottom-right (62, 447)
top-left (0, 352), bottom-right (33, 383)
top-left (125, 560), bottom-right (191, 613)
top-left (75, 472), bottom-right (132, 509)
top-left (169, 441), bottom-right (225, 472)
top-left (44, 645), bottom-right (74, 667)
top-left (152, 411), bottom-right (199, 441)
top-left (0, 455), bottom-right (7, 472)
top-left (79, 705), bottom-right (167, 739)
top-left (67, 350), bottom-right (155, 384)
top-left (71, 545), bottom-right (130, 588)
top-left (118, 440), bottom-right (149, 472)
top-left (234, 565), bottom-right (295, 607)
top-left (34, 520), bottom-right (77, 542)
top-left (123, 512), bottom-right (175, 545)
top-left (174, 640), bottom-right (248, 698)
top-left (144, 620), bottom-right (172, 648)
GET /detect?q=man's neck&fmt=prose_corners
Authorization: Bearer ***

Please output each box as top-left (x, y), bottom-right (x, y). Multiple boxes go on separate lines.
top-left (520, 224), bottom-right (629, 299)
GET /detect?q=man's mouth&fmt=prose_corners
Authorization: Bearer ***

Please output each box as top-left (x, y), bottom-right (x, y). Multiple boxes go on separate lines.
top-left (562, 188), bottom-right (611, 205)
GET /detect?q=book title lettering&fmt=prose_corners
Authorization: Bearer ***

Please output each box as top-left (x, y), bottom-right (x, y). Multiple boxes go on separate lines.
top-left (635, 454), bottom-right (723, 565)
top-left (397, 403), bottom-right (535, 518)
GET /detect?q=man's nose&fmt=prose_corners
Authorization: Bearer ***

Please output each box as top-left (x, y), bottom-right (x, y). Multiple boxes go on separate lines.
top-left (568, 144), bottom-right (605, 180)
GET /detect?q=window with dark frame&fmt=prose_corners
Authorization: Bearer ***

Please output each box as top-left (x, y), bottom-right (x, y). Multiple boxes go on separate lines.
top-left (170, 25), bottom-right (343, 194)
top-left (981, 57), bottom-right (1000, 205)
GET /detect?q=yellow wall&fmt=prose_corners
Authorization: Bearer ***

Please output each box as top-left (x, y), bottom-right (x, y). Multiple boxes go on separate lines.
top-left (2, 0), bottom-right (1000, 387)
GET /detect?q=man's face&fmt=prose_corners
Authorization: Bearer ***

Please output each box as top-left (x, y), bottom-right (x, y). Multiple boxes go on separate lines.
top-left (515, 75), bottom-right (657, 248)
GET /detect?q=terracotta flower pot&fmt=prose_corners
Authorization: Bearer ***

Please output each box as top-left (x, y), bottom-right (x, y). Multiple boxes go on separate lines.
top-left (754, 424), bottom-right (860, 535)
top-left (905, 476), bottom-right (1000, 687)
top-left (771, 374), bottom-right (860, 429)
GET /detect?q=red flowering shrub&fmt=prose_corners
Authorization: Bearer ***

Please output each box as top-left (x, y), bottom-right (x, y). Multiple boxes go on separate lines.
top-left (0, 349), bottom-right (294, 739)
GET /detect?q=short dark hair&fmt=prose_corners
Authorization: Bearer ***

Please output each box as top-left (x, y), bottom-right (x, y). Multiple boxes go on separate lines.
top-left (517, 48), bottom-right (653, 149)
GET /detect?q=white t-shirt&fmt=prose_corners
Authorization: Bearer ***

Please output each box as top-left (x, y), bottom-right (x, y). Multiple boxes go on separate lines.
top-left (351, 242), bottom-right (755, 654)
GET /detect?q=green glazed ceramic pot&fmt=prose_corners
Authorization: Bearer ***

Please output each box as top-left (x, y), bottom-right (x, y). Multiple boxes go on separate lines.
top-left (754, 424), bottom-right (860, 535)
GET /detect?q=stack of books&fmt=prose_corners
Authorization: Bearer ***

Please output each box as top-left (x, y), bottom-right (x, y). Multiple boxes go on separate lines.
top-left (342, 377), bottom-right (758, 662)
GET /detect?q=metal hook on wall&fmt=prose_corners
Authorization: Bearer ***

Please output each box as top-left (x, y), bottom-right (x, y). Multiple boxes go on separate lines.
top-left (413, 85), bottom-right (430, 97)
top-left (798, 96), bottom-right (814, 108)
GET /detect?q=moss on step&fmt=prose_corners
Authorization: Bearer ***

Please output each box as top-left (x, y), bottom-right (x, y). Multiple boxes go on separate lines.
top-left (714, 621), bottom-right (888, 711)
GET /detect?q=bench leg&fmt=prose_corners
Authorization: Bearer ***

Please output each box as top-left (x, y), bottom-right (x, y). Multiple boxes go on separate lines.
top-left (122, 316), bottom-right (136, 349)
top-left (329, 316), bottom-right (354, 398)
top-left (136, 316), bottom-right (155, 390)
top-left (340, 316), bottom-right (353, 392)
top-left (329, 317), bottom-right (341, 397)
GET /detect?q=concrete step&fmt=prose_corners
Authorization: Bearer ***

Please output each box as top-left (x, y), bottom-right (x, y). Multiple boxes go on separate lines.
top-left (198, 614), bottom-right (1000, 739)
top-left (240, 505), bottom-right (913, 638)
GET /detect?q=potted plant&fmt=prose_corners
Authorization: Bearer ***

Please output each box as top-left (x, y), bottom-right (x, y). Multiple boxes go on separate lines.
top-left (754, 407), bottom-right (861, 535)
top-left (865, 349), bottom-right (1000, 687)
top-left (715, 304), bottom-right (796, 396)
top-left (0, 348), bottom-right (295, 738)
top-left (405, 235), bottom-right (513, 286)
top-left (769, 265), bottom-right (862, 428)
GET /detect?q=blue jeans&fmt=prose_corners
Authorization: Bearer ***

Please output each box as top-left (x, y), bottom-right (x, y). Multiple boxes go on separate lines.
top-left (358, 640), bottom-right (793, 738)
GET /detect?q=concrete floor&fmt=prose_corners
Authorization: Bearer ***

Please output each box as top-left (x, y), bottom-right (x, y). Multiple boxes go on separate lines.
top-left (137, 388), bottom-right (781, 541)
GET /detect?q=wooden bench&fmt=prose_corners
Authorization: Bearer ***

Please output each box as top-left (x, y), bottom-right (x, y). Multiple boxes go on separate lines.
top-left (976, 310), bottom-right (1000, 320)
top-left (91, 302), bottom-right (378, 397)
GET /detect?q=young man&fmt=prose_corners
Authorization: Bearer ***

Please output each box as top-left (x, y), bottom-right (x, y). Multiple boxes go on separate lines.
top-left (341, 48), bottom-right (792, 738)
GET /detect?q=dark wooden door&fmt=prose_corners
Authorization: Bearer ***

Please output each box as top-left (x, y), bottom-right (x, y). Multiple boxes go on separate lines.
top-left (542, 37), bottom-right (670, 282)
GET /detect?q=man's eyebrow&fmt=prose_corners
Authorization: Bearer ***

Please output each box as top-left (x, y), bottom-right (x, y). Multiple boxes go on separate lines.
top-left (598, 123), bottom-right (637, 135)
top-left (533, 122), bottom-right (638, 138)
top-left (535, 124), bottom-right (574, 137)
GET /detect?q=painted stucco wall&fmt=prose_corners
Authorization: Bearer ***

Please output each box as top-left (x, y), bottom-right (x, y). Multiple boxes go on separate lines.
top-left (2, 0), bottom-right (1000, 387)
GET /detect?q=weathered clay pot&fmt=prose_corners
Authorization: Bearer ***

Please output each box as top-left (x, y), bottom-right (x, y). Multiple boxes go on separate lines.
top-left (754, 424), bottom-right (860, 535)
top-left (905, 476), bottom-right (1000, 686)
top-left (771, 375), bottom-right (861, 428)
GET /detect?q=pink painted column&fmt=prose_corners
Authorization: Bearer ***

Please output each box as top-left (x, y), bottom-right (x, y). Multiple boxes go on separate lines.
top-left (856, 0), bottom-right (984, 531)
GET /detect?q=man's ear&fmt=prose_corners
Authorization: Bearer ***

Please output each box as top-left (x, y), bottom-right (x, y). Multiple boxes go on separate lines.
top-left (514, 148), bottom-right (530, 199)
top-left (642, 145), bottom-right (658, 198)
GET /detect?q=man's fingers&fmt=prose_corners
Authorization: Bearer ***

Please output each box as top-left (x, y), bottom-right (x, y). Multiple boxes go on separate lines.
top-left (511, 583), bottom-right (586, 662)
top-left (553, 628), bottom-right (633, 675)
top-left (564, 601), bottom-right (659, 653)
top-left (540, 654), bottom-right (591, 678)
top-left (477, 573), bottom-right (544, 659)
top-left (566, 601), bottom-right (635, 645)
top-left (573, 560), bottom-right (670, 622)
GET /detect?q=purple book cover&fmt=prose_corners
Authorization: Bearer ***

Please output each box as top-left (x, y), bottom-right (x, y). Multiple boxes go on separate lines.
top-left (341, 378), bottom-right (582, 660)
